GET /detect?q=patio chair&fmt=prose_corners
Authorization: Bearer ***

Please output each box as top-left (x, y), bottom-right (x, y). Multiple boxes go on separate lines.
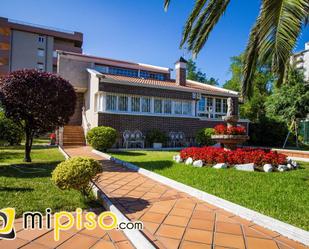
top-left (123, 130), bottom-right (145, 149)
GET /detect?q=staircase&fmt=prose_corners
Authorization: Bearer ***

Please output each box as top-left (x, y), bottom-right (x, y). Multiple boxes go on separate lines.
top-left (63, 125), bottom-right (86, 147)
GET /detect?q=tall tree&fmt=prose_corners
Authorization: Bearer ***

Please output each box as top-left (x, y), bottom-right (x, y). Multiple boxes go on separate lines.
top-left (0, 70), bottom-right (76, 162)
top-left (266, 68), bottom-right (309, 130)
top-left (164, 0), bottom-right (309, 98)
top-left (223, 54), bottom-right (274, 122)
top-left (187, 59), bottom-right (218, 85)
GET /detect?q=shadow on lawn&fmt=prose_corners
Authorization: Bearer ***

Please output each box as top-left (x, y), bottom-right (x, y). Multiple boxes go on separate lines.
top-left (0, 162), bottom-right (61, 178)
top-left (130, 160), bottom-right (174, 171)
top-left (0, 187), bottom-right (33, 192)
top-left (109, 151), bottom-right (147, 157)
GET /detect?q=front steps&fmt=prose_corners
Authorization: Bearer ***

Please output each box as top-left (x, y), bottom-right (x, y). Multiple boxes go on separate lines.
top-left (63, 125), bottom-right (86, 147)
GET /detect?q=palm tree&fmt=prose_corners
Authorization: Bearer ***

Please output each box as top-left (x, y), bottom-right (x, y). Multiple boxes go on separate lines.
top-left (164, 0), bottom-right (309, 98)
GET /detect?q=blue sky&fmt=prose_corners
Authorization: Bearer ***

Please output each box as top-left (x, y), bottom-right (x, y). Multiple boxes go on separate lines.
top-left (1, 0), bottom-right (309, 85)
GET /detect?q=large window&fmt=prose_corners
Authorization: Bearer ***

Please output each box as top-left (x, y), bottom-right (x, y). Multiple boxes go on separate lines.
top-left (140, 71), bottom-right (165, 81)
top-left (164, 100), bottom-right (172, 114)
top-left (174, 101), bottom-right (182, 114)
top-left (37, 49), bottom-right (44, 57)
top-left (131, 97), bottom-right (140, 112)
top-left (182, 101), bottom-right (191, 115)
top-left (154, 99), bottom-right (163, 113)
top-left (102, 94), bottom-right (192, 117)
top-left (141, 97), bottom-right (151, 113)
top-left (109, 67), bottom-right (138, 77)
top-left (198, 96), bottom-right (227, 119)
top-left (106, 95), bottom-right (117, 111)
top-left (118, 96), bottom-right (128, 111)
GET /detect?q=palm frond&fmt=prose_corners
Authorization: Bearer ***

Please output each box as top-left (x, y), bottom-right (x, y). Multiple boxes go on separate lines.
top-left (164, 0), bottom-right (170, 11)
top-left (242, 0), bottom-right (309, 97)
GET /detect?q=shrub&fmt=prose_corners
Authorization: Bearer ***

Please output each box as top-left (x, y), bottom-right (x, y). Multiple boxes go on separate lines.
top-left (0, 111), bottom-right (23, 145)
top-left (146, 129), bottom-right (167, 144)
top-left (180, 147), bottom-right (287, 166)
top-left (195, 128), bottom-right (215, 146)
top-left (249, 118), bottom-right (288, 147)
top-left (86, 126), bottom-right (117, 151)
top-left (52, 157), bottom-right (101, 195)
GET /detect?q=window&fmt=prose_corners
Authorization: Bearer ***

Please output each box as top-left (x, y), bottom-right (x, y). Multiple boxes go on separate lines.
top-left (163, 100), bottom-right (172, 114)
top-left (53, 51), bottom-right (58, 58)
top-left (37, 49), bottom-right (44, 57)
top-left (141, 97), bottom-right (151, 113)
top-left (215, 99), bottom-right (222, 113)
top-left (38, 36), bottom-right (44, 43)
top-left (109, 67), bottom-right (138, 77)
top-left (223, 99), bottom-right (227, 113)
top-left (206, 97), bottom-right (213, 114)
top-left (182, 101), bottom-right (191, 115)
top-left (118, 96), bottom-right (128, 111)
top-left (106, 95), bottom-right (117, 111)
top-left (140, 71), bottom-right (165, 80)
top-left (131, 97), bottom-right (140, 112)
top-left (37, 63), bottom-right (44, 72)
top-left (94, 64), bottom-right (108, 73)
top-left (174, 101), bottom-right (182, 115)
top-left (154, 99), bottom-right (163, 113)
top-left (198, 96), bottom-right (206, 112)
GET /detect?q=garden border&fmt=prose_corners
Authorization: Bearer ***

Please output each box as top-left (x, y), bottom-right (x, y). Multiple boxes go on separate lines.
top-left (92, 148), bottom-right (309, 246)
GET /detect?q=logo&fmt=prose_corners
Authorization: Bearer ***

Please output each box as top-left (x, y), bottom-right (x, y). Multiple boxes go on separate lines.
top-left (0, 208), bottom-right (16, 240)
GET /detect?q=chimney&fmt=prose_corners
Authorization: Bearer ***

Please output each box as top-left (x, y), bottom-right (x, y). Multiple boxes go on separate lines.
top-left (175, 57), bottom-right (187, 86)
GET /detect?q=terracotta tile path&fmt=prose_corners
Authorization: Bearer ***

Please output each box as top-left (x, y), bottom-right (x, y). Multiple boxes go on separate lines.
top-left (61, 146), bottom-right (308, 249)
top-left (0, 211), bottom-right (135, 249)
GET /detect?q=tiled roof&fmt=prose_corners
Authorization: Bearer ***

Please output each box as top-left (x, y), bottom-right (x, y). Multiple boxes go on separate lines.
top-left (99, 73), bottom-right (238, 97)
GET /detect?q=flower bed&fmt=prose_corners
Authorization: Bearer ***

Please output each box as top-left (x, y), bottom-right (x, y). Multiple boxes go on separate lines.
top-left (180, 147), bottom-right (287, 166)
top-left (214, 124), bottom-right (246, 135)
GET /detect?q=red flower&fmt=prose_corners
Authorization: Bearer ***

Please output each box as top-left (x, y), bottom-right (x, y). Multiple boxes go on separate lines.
top-left (50, 133), bottom-right (56, 140)
top-left (180, 147), bottom-right (286, 166)
top-left (214, 125), bottom-right (246, 135)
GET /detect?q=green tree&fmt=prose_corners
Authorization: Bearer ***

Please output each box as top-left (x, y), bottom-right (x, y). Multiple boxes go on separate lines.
top-left (223, 54), bottom-right (274, 122)
top-left (164, 0), bottom-right (309, 97)
top-left (266, 69), bottom-right (309, 130)
top-left (187, 59), bottom-right (218, 85)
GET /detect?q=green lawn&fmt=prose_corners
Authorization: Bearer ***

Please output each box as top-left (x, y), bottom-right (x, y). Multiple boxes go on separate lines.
top-left (110, 150), bottom-right (309, 230)
top-left (0, 142), bottom-right (98, 217)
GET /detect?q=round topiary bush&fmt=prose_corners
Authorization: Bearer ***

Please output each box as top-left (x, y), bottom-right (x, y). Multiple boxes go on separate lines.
top-left (195, 128), bottom-right (215, 146)
top-left (0, 111), bottom-right (23, 145)
top-left (52, 157), bottom-right (101, 195)
top-left (86, 126), bottom-right (117, 151)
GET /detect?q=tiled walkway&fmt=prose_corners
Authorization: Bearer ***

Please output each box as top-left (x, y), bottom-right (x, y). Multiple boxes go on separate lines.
top-left (0, 211), bottom-right (135, 249)
top-left (64, 146), bottom-right (308, 249)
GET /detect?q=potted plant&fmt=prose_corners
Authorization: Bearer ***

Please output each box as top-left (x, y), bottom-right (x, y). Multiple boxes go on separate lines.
top-left (146, 130), bottom-right (167, 149)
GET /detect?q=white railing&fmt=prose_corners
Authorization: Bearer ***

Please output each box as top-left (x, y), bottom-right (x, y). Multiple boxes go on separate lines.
top-left (82, 107), bottom-right (91, 140)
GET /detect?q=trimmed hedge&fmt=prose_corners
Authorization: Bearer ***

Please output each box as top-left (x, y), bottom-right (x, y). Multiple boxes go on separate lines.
top-left (52, 157), bottom-right (101, 194)
top-left (86, 126), bottom-right (117, 151)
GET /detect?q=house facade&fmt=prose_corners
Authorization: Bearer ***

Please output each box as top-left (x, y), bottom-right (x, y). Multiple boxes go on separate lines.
top-left (58, 51), bottom-right (249, 147)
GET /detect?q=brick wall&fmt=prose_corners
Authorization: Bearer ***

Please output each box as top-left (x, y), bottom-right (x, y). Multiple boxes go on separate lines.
top-left (98, 113), bottom-right (247, 146)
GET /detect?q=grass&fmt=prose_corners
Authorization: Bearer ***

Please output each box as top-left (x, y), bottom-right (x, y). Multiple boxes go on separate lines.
top-left (0, 140), bottom-right (98, 217)
top-left (110, 150), bottom-right (309, 230)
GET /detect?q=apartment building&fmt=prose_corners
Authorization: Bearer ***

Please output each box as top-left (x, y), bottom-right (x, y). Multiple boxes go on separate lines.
top-left (291, 41), bottom-right (309, 81)
top-left (0, 16), bottom-right (82, 75)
